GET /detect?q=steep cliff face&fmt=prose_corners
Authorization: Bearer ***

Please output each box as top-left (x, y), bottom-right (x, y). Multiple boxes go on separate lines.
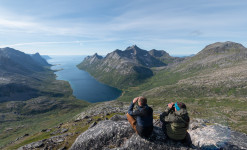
top-left (77, 45), bottom-right (178, 88)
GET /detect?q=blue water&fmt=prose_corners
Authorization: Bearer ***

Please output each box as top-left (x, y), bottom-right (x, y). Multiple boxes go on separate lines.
top-left (47, 55), bottom-right (122, 103)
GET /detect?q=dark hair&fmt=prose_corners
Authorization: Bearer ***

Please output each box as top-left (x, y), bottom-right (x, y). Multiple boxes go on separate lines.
top-left (139, 97), bottom-right (147, 106)
top-left (177, 102), bottom-right (186, 109)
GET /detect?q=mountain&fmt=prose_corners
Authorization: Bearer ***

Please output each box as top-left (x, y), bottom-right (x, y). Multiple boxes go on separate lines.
top-left (41, 55), bottom-right (52, 60)
top-left (31, 53), bottom-right (51, 66)
top-left (175, 41), bottom-right (247, 72)
top-left (0, 47), bottom-right (89, 148)
top-left (0, 47), bottom-right (47, 75)
top-left (137, 41), bottom-right (247, 98)
top-left (149, 49), bottom-right (185, 64)
top-left (77, 45), bottom-right (179, 88)
top-left (0, 47), bottom-right (52, 102)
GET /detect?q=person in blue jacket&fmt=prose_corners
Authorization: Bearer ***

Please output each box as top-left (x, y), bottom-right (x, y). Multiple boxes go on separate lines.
top-left (126, 96), bottom-right (153, 138)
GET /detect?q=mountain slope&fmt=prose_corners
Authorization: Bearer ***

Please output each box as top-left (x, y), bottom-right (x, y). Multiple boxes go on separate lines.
top-left (31, 53), bottom-right (51, 66)
top-left (149, 49), bottom-right (185, 64)
top-left (175, 41), bottom-right (247, 72)
top-left (0, 47), bottom-right (89, 148)
top-left (77, 45), bottom-right (179, 88)
top-left (128, 41), bottom-right (247, 98)
top-left (0, 47), bottom-right (46, 74)
top-left (0, 47), bottom-right (52, 102)
top-left (9, 101), bottom-right (247, 150)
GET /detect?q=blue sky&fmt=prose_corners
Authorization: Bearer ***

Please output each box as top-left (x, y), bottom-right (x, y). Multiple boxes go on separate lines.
top-left (0, 0), bottom-right (247, 55)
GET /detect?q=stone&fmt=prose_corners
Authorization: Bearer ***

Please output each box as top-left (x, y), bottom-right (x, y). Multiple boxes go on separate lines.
top-left (18, 133), bottom-right (70, 150)
top-left (110, 114), bottom-right (127, 121)
top-left (33, 141), bottom-right (44, 148)
top-left (89, 122), bottom-right (97, 128)
top-left (74, 119), bottom-right (81, 122)
top-left (84, 115), bottom-right (90, 119)
top-left (5, 128), bottom-right (13, 132)
top-left (50, 128), bottom-right (68, 135)
top-left (41, 129), bottom-right (48, 132)
top-left (60, 128), bottom-right (68, 133)
top-left (189, 123), bottom-right (247, 149)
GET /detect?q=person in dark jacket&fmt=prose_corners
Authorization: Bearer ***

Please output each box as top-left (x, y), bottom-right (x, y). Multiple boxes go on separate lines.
top-left (127, 96), bottom-right (153, 138)
top-left (160, 102), bottom-right (191, 144)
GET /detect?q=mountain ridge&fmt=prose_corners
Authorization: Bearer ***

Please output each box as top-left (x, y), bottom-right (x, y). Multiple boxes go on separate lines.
top-left (77, 45), bottom-right (181, 88)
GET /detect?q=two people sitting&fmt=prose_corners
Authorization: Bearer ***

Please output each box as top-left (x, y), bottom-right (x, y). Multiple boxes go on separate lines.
top-left (126, 96), bottom-right (190, 143)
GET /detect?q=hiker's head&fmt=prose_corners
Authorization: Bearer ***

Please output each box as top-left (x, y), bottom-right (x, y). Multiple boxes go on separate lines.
top-left (138, 96), bottom-right (147, 106)
top-left (174, 102), bottom-right (186, 111)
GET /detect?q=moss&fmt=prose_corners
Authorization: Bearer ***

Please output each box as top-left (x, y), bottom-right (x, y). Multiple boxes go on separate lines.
top-left (9, 132), bottom-right (52, 149)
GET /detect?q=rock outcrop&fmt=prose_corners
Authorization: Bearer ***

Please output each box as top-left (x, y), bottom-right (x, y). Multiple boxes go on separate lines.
top-left (70, 115), bottom-right (247, 150)
top-left (18, 133), bottom-right (73, 150)
top-left (70, 116), bottom-right (188, 150)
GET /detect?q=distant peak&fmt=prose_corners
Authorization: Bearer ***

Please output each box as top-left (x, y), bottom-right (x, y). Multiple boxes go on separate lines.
top-left (93, 53), bottom-right (99, 56)
top-left (205, 41), bottom-right (245, 50)
top-left (1, 47), bottom-right (15, 51)
top-left (131, 45), bottom-right (138, 48)
top-left (92, 53), bottom-right (103, 59)
top-left (126, 45), bottom-right (141, 51)
top-left (33, 52), bottom-right (41, 56)
top-left (199, 41), bottom-right (247, 56)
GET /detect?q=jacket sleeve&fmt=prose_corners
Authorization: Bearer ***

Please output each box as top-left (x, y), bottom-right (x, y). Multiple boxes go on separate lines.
top-left (160, 106), bottom-right (172, 123)
top-left (128, 102), bottom-right (142, 116)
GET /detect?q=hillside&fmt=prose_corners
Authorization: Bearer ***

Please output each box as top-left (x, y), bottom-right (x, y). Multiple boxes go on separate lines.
top-left (144, 41), bottom-right (247, 98)
top-left (149, 49), bottom-right (185, 64)
top-left (77, 45), bottom-right (182, 88)
top-left (31, 53), bottom-right (51, 66)
top-left (6, 101), bottom-right (247, 150)
top-left (118, 41), bottom-right (247, 134)
top-left (0, 47), bottom-right (89, 148)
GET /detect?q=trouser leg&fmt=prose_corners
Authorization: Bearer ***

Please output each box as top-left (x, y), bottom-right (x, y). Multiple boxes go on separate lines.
top-left (183, 132), bottom-right (192, 146)
top-left (126, 113), bottom-right (137, 132)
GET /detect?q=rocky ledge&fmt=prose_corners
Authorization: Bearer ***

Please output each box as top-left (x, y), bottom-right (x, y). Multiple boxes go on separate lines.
top-left (70, 115), bottom-right (247, 150)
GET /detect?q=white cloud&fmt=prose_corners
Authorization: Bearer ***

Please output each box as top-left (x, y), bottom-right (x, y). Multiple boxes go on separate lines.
top-left (0, 0), bottom-right (247, 55)
top-left (0, 41), bottom-right (83, 48)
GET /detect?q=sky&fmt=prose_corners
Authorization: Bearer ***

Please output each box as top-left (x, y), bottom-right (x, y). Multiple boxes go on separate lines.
top-left (0, 0), bottom-right (247, 55)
